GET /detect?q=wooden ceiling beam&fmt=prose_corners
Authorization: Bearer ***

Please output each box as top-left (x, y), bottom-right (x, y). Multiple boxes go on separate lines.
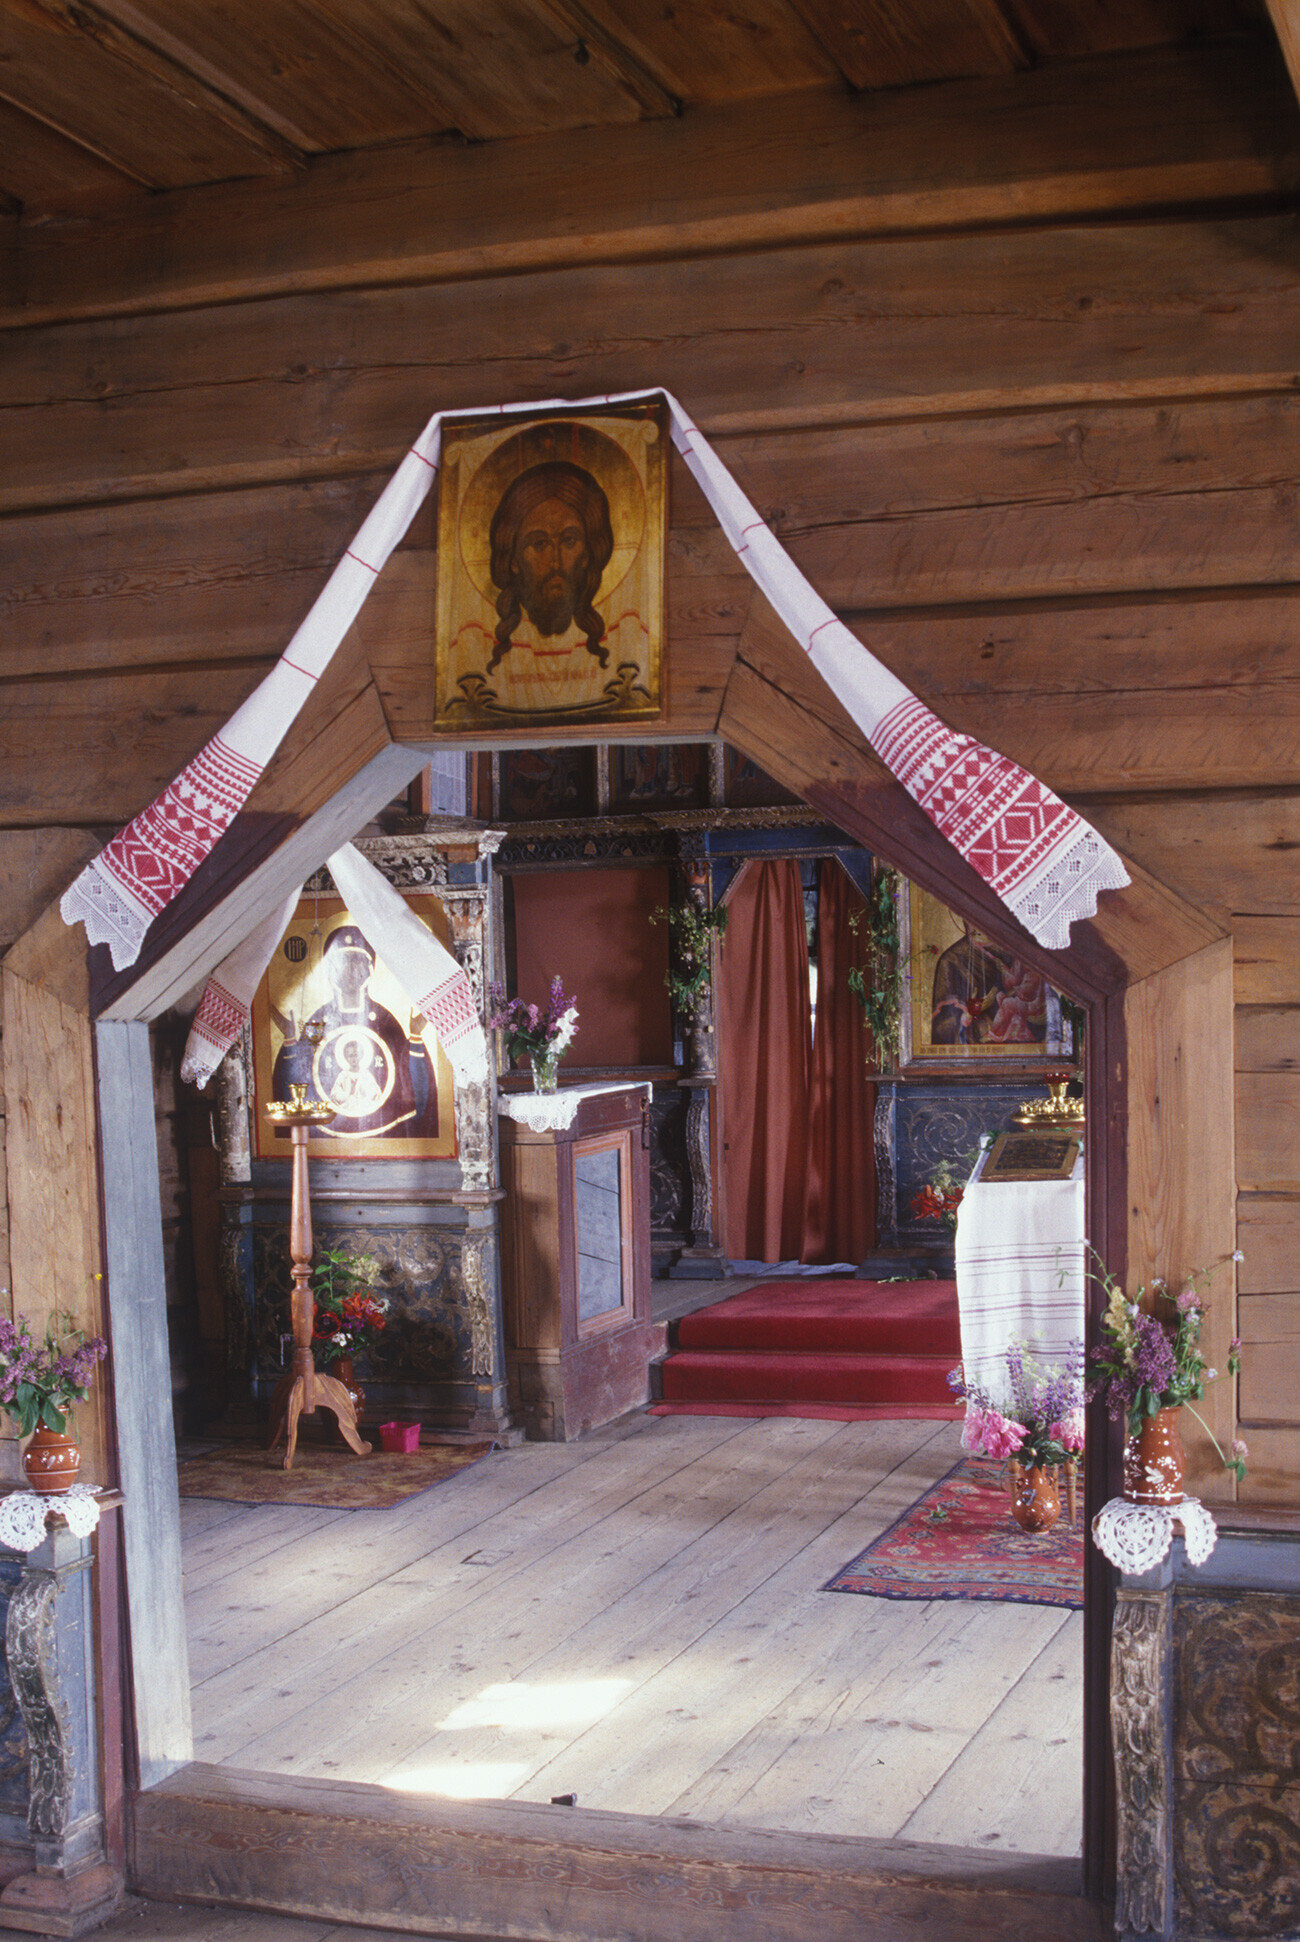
top-left (529, 0), bottom-right (682, 116)
top-left (789, 0), bottom-right (1028, 89)
top-left (16, 0), bottom-right (304, 175)
top-left (86, 0), bottom-right (343, 157)
top-left (3, 38), bottom-right (1295, 330)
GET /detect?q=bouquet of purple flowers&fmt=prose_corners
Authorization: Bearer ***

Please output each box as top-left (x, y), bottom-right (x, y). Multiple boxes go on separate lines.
top-left (1088, 1250), bottom-right (1246, 1481)
top-left (949, 1338), bottom-right (1086, 1468)
top-left (0, 1306), bottom-right (108, 1437)
top-left (487, 975), bottom-right (579, 1074)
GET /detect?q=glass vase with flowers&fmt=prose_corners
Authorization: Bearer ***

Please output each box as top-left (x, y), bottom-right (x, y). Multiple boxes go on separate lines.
top-left (487, 975), bottom-right (579, 1093)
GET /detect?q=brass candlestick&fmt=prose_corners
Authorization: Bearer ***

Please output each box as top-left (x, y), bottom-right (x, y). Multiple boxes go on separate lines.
top-left (264, 1083), bottom-right (372, 1469)
top-left (1013, 1070), bottom-right (1085, 1128)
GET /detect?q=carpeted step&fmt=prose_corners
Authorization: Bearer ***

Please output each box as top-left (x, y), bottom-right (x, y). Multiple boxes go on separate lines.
top-left (675, 1279), bottom-right (960, 1358)
top-left (659, 1348), bottom-right (959, 1409)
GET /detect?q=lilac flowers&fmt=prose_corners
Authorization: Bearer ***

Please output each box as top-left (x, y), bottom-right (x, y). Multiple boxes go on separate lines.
top-left (0, 1307), bottom-right (107, 1437)
top-left (487, 975), bottom-right (579, 1070)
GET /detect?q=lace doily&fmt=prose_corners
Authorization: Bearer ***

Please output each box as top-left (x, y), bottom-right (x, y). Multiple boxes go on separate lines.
top-left (499, 1080), bottom-right (651, 1134)
top-left (1092, 1495), bottom-right (1217, 1575)
top-left (0, 1486), bottom-right (101, 1553)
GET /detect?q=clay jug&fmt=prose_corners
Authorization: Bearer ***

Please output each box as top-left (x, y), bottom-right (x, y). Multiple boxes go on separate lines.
top-left (23, 1428), bottom-right (81, 1496)
top-left (1123, 1407), bottom-right (1185, 1505)
top-left (1009, 1461), bottom-right (1062, 1534)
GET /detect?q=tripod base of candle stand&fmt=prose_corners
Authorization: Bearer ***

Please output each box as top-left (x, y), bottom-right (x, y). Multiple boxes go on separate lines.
top-left (267, 1367), bottom-right (372, 1469)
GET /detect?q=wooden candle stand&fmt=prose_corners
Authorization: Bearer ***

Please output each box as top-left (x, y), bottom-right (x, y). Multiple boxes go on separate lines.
top-left (264, 1084), bottom-right (372, 1469)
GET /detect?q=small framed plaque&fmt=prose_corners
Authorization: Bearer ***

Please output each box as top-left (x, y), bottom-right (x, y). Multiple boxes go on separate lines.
top-left (982, 1131), bottom-right (1082, 1183)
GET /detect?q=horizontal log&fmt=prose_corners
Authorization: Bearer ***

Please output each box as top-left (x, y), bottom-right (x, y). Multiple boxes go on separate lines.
top-left (1235, 1425), bottom-right (1300, 1505)
top-left (1236, 1007), bottom-right (1300, 1073)
top-left (10, 212), bottom-right (1300, 514)
top-left (1233, 915), bottom-right (1300, 1004)
top-left (0, 664), bottom-right (261, 826)
top-left (1238, 1294), bottom-right (1300, 1424)
top-left (1236, 1070), bottom-right (1300, 1191)
top-left (129, 1761), bottom-right (1102, 1942)
top-left (1237, 1194), bottom-right (1300, 1291)
top-left (1085, 792), bottom-right (1300, 920)
top-left (0, 475), bottom-right (383, 678)
top-left (4, 40), bottom-right (1294, 330)
top-left (860, 587), bottom-right (1300, 795)
top-left (0, 828), bottom-right (105, 952)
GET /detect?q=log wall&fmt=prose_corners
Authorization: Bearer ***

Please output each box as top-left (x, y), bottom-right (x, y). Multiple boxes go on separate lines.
top-left (2, 45), bottom-right (1298, 1501)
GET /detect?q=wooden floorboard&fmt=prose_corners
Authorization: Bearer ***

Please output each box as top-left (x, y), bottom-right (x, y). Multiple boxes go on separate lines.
top-left (183, 1412), bottom-right (1082, 1856)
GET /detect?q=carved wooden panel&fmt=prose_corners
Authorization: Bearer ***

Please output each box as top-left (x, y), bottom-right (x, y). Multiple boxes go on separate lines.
top-left (1174, 1588), bottom-right (1300, 1939)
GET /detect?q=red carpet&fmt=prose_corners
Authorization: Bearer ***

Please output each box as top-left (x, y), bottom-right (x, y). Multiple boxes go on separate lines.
top-left (652, 1278), bottom-right (964, 1421)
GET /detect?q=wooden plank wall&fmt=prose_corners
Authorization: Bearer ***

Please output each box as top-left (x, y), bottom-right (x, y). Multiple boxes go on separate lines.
top-left (1125, 941), bottom-right (1238, 1502)
top-left (1234, 918), bottom-right (1300, 1504)
top-left (0, 966), bottom-right (112, 1483)
top-left (2, 43), bottom-right (1299, 1501)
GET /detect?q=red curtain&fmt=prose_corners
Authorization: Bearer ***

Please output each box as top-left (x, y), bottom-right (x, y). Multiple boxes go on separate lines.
top-left (718, 860), bottom-right (812, 1261)
top-left (803, 859), bottom-right (877, 1264)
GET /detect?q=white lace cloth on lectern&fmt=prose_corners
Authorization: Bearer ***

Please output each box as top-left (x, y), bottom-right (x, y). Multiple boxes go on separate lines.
top-left (498, 1081), bottom-right (652, 1134)
top-left (0, 1486), bottom-right (101, 1553)
top-left (1092, 1496), bottom-right (1217, 1575)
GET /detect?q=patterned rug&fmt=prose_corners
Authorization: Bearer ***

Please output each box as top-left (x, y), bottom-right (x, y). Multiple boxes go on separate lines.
top-left (823, 1457), bottom-right (1084, 1609)
top-left (175, 1438), bottom-right (495, 1508)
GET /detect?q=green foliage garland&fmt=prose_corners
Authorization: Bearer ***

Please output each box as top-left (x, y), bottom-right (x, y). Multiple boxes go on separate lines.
top-left (649, 900), bottom-right (729, 1019)
top-left (846, 867), bottom-right (902, 1070)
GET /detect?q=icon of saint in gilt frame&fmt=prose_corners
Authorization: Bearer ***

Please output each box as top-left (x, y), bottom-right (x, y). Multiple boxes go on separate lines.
top-left (433, 399), bottom-right (666, 730)
top-left (251, 894), bottom-right (458, 1161)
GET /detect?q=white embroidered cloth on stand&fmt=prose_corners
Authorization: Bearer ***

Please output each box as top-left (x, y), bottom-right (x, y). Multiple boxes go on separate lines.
top-left (62, 389), bottom-right (1129, 972)
top-left (1092, 1496), bottom-right (1218, 1574)
top-left (180, 843), bottom-right (488, 1089)
top-left (954, 1143), bottom-right (1086, 1411)
top-left (0, 1485), bottom-right (101, 1553)
top-left (499, 1081), bottom-right (651, 1135)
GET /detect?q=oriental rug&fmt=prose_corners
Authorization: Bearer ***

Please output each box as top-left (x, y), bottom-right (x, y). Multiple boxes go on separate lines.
top-left (175, 1437), bottom-right (495, 1509)
top-left (823, 1457), bottom-right (1084, 1609)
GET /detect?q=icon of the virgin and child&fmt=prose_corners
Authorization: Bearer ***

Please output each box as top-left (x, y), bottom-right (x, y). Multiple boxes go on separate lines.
top-left (434, 401), bottom-right (666, 730)
top-left (256, 905), bottom-right (455, 1159)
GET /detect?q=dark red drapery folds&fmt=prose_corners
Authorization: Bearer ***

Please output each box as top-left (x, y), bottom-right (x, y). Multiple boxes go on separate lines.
top-left (718, 860), bottom-right (812, 1262)
top-left (802, 858), bottom-right (877, 1265)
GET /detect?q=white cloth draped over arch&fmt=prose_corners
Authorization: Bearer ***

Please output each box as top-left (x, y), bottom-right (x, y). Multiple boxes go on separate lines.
top-left (63, 388), bottom-right (1128, 971)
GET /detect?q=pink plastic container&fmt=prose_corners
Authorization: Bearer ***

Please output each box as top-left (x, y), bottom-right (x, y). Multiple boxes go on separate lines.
top-left (378, 1421), bottom-right (421, 1453)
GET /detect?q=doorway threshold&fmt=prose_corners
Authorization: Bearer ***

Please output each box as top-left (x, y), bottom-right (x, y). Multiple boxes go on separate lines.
top-left (130, 1763), bottom-right (1102, 1942)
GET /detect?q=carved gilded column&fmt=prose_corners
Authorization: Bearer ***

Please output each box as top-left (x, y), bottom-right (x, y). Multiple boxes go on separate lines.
top-left (1112, 1587), bottom-right (1174, 1942)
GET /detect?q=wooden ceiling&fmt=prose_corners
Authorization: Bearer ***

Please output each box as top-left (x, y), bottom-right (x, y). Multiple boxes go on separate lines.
top-left (0, 0), bottom-right (1271, 218)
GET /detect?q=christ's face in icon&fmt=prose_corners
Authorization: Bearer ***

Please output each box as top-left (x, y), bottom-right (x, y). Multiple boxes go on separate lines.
top-left (515, 497), bottom-right (591, 637)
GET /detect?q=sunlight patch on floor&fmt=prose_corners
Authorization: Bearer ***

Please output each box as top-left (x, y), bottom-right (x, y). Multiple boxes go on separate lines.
top-left (438, 1676), bottom-right (634, 1733)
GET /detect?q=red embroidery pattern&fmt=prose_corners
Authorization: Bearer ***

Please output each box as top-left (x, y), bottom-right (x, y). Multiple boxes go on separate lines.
top-left (873, 698), bottom-right (1079, 900)
top-left (189, 978), bottom-right (248, 1056)
top-left (98, 737), bottom-right (263, 920)
top-left (418, 970), bottom-right (478, 1046)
